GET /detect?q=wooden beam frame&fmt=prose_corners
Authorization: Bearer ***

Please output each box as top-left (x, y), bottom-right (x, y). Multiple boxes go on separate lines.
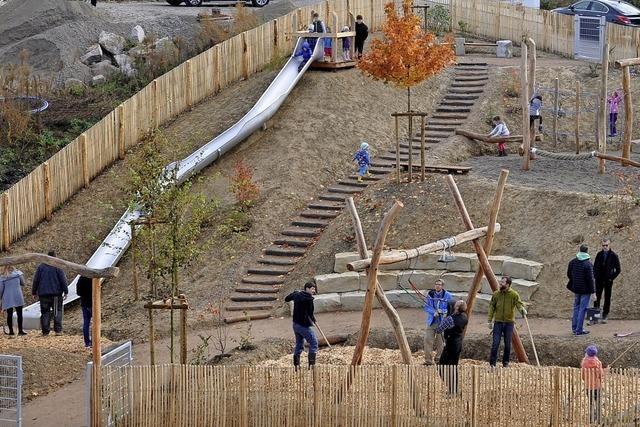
top-left (0, 253), bottom-right (119, 278)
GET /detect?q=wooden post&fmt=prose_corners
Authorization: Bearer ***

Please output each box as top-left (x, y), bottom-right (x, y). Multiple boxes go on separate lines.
top-left (131, 226), bottom-right (139, 301)
top-left (445, 175), bottom-right (529, 364)
top-left (214, 46), bottom-right (221, 93)
top-left (1, 193), bottom-right (9, 251)
top-left (598, 43), bottom-right (609, 174)
top-left (464, 169), bottom-right (509, 324)
top-left (117, 105), bottom-right (125, 160)
top-left (180, 295), bottom-right (187, 364)
top-left (331, 12), bottom-right (339, 63)
top-left (552, 367), bottom-right (560, 427)
top-left (471, 365), bottom-right (479, 427)
top-left (241, 33), bottom-right (249, 80)
top-left (370, 0), bottom-right (375, 30)
top-left (420, 115), bottom-right (425, 181)
top-left (395, 116), bottom-right (400, 184)
top-left (91, 277), bottom-right (102, 427)
top-left (552, 77), bottom-right (559, 147)
top-left (324, 0), bottom-right (330, 23)
top-left (526, 38), bottom-right (536, 98)
top-left (622, 65), bottom-right (633, 162)
top-left (273, 19), bottom-right (279, 48)
top-left (391, 365), bottom-right (398, 427)
top-left (152, 79), bottom-right (159, 130)
top-left (351, 201), bottom-right (403, 366)
top-left (148, 307), bottom-right (155, 365)
top-left (575, 81), bottom-right (581, 154)
top-left (407, 115), bottom-right (413, 182)
top-left (348, 12), bottom-right (356, 60)
top-left (43, 162), bottom-right (52, 221)
top-left (81, 133), bottom-right (90, 188)
top-left (520, 40), bottom-right (530, 171)
top-left (185, 60), bottom-right (193, 108)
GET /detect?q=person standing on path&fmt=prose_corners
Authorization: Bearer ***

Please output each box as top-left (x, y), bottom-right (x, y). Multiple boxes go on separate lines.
top-left (354, 15), bottom-right (368, 59)
top-left (581, 344), bottom-right (605, 424)
top-left (423, 278), bottom-right (453, 365)
top-left (487, 276), bottom-right (526, 368)
top-left (593, 238), bottom-right (621, 323)
top-left (284, 282), bottom-right (318, 370)
top-left (607, 90), bottom-right (622, 137)
top-left (76, 276), bottom-right (93, 347)
top-left (0, 266), bottom-right (27, 336)
top-left (437, 300), bottom-right (469, 395)
top-left (32, 250), bottom-right (68, 336)
top-left (567, 244), bottom-right (596, 336)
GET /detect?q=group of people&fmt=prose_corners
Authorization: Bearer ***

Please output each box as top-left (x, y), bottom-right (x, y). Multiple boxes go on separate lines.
top-left (296, 12), bottom-right (369, 71)
top-left (0, 250), bottom-right (94, 348)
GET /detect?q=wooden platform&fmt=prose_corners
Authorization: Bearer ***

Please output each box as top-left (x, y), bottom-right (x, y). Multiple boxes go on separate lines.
top-left (310, 60), bottom-right (357, 70)
top-left (400, 163), bottom-right (472, 175)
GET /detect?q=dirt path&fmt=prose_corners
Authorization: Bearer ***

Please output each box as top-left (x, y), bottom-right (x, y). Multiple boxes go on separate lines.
top-left (21, 309), bottom-right (639, 426)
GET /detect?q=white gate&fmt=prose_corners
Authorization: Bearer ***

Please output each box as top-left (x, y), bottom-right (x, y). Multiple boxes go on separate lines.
top-left (0, 355), bottom-right (22, 427)
top-left (574, 15), bottom-right (606, 62)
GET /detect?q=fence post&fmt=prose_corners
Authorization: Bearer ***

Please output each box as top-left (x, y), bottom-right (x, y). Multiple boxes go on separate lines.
top-left (273, 19), bottom-right (279, 48)
top-left (391, 365), bottom-right (398, 427)
top-left (575, 81), bottom-right (581, 154)
top-left (622, 65), bottom-right (633, 161)
top-left (1, 193), bottom-right (9, 251)
top-left (552, 367), bottom-right (560, 427)
top-left (214, 45), bottom-right (221, 93)
top-left (370, 0), bottom-right (375, 31)
top-left (520, 39), bottom-right (530, 171)
top-left (117, 105), bottom-right (125, 160)
top-left (152, 79), bottom-right (160, 130)
top-left (91, 277), bottom-right (102, 427)
top-left (185, 60), bottom-right (193, 109)
top-left (598, 42), bottom-right (609, 174)
top-left (471, 365), bottom-right (478, 427)
top-left (332, 12), bottom-right (338, 63)
top-left (81, 133), bottom-right (90, 188)
top-left (43, 162), bottom-right (52, 221)
top-left (553, 77), bottom-right (559, 147)
top-left (240, 366), bottom-right (249, 427)
top-left (242, 33), bottom-right (249, 80)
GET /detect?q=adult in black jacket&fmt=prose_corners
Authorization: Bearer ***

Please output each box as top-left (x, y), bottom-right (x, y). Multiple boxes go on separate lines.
top-left (284, 282), bottom-right (318, 369)
top-left (567, 245), bottom-right (596, 335)
top-left (592, 238), bottom-right (621, 322)
top-left (32, 250), bottom-right (68, 335)
top-left (76, 276), bottom-right (93, 347)
top-left (354, 15), bottom-right (369, 59)
top-left (437, 300), bottom-right (468, 395)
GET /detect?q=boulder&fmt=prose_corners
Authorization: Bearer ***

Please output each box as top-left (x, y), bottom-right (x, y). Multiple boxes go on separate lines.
top-left (309, 293), bottom-right (342, 313)
top-left (451, 292), bottom-right (492, 313)
top-left (502, 258), bottom-right (544, 281)
top-left (91, 74), bottom-right (106, 86)
top-left (314, 272), bottom-right (361, 294)
top-left (114, 54), bottom-right (136, 77)
top-left (91, 60), bottom-right (118, 78)
top-left (99, 31), bottom-right (126, 55)
top-left (154, 37), bottom-right (177, 54)
top-left (64, 78), bottom-right (86, 90)
top-left (441, 271), bottom-right (480, 293)
top-left (511, 278), bottom-right (539, 301)
top-left (341, 291), bottom-right (380, 311)
top-left (384, 290), bottom-right (424, 309)
top-left (129, 25), bottom-right (145, 44)
top-left (80, 44), bottom-right (103, 66)
top-left (497, 40), bottom-right (513, 58)
top-left (128, 45), bottom-right (150, 58)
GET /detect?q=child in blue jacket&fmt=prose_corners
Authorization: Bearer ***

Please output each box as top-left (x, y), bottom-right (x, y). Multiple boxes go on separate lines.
top-left (296, 41), bottom-right (313, 72)
top-left (353, 142), bottom-right (371, 182)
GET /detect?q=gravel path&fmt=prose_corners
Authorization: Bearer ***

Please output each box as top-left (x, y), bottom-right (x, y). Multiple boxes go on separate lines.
top-left (464, 149), bottom-right (640, 195)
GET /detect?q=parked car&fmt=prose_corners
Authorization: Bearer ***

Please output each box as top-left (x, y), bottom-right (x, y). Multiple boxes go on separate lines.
top-left (167, 0), bottom-right (269, 6)
top-left (552, 0), bottom-right (640, 26)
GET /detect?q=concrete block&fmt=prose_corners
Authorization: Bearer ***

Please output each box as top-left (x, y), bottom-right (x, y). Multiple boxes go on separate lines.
top-left (511, 278), bottom-right (539, 301)
top-left (496, 40), bottom-right (513, 58)
top-left (455, 37), bottom-right (466, 56)
top-left (502, 258), bottom-right (544, 281)
top-left (479, 255), bottom-right (512, 275)
top-left (385, 290), bottom-right (425, 309)
top-left (441, 272), bottom-right (481, 293)
top-left (340, 291), bottom-right (380, 311)
top-left (314, 272), bottom-right (362, 293)
top-left (313, 293), bottom-right (342, 313)
top-left (451, 292), bottom-right (492, 313)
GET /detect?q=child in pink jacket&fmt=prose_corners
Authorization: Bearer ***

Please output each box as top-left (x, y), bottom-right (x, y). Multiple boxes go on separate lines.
top-left (607, 90), bottom-right (622, 137)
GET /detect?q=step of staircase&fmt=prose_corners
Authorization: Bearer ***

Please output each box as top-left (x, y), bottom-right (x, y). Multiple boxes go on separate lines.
top-left (423, 125), bottom-right (456, 132)
top-left (318, 192), bottom-right (348, 201)
top-left (263, 245), bottom-right (307, 257)
top-left (450, 82), bottom-right (486, 88)
top-left (448, 88), bottom-right (484, 94)
top-left (273, 236), bottom-right (315, 247)
top-left (440, 100), bottom-right (476, 107)
top-left (457, 62), bottom-right (488, 66)
top-left (436, 106), bottom-right (471, 113)
top-left (431, 113), bottom-right (468, 120)
top-left (224, 311), bottom-right (272, 324)
top-left (300, 209), bottom-right (341, 219)
top-left (280, 227), bottom-right (321, 238)
top-left (307, 200), bottom-right (345, 210)
top-left (369, 167), bottom-right (393, 175)
top-left (226, 302), bottom-right (275, 311)
top-left (247, 265), bottom-right (292, 276)
top-left (241, 274), bottom-right (286, 285)
top-left (257, 255), bottom-right (301, 265)
top-left (230, 293), bottom-right (278, 302)
top-left (347, 174), bottom-right (382, 181)
top-left (337, 178), bottom-right (368, 188)
top-left (445, 94), bottom-right (480, 101)
top-left (290, 217), bottom-right (330, 228)
top-left (235, 285), bottom-right (281, 294)
top-left (327, 185), bottom-right (363, 194)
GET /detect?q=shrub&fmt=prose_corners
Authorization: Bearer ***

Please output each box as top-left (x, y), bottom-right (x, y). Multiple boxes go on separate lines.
top-left (229, 159), bottom-right (259, 210)
top-left (504, 69), bottom-right (520, 98)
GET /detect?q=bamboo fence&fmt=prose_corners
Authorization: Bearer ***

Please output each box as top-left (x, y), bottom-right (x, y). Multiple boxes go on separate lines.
top-left (101, 364), bottom-right (640, 426)
top-left (0, 0), bottom-right (387, 252)
top-left (3, 0), bottom-right (640, 252)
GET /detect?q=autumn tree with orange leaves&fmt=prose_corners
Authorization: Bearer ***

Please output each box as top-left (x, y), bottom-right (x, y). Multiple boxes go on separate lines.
top-left (358, 0), bottom-right (455, 111)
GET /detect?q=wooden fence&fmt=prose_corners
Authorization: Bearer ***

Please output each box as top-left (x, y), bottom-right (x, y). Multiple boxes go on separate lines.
top-left (0, 0), bottom-right (389, 252)
top-left (449, 0), bottom-right (640, 62)
top-left (101, 364), bottom-right (640, 426)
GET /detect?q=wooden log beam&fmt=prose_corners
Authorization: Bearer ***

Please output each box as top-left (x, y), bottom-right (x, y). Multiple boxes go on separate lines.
top-left (351, 201), bottom-right (404, 366)
top-left (599, 43), bottom-right (609, 174)
top-left (346, 197), bottom-right (412, 365)
top-left (553, 78), bottom-right (559, 148)
top-left (455, 129), bottom-right (543, 143)
top-left (525, 38), bottom-right (536, 99)
top-left (521, 40), bottom-right (531, 171)
top-left (595, 152), bottom-right (640, 168)
top-left (347, 224), bottom-right (501, 271)
top-left (0, 253), bottom-right (119, 278)
top-left (91, 277), bottom-right (102, 427)
top-left (143, 302), bottom-right (189, 310)
top-left (465, 169), bottom-right (509, 328)
top-left (391, 112), bottom-right (430, 117)
top-left (445, 175), bottom-right (529, 364)
top-left (622, 66), bottom-right (633, 161)
top-left (614, 57), bottom-right (640, 68)
top-left (575, 81), bottom-right (581, 154)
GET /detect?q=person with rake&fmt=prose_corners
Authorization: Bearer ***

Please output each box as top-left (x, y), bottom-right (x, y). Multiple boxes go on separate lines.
top-left (285, 281), bottom-right (318, 370)
top-left (487, 276), bottom-right (526, 368)
top-left (423, 278), bottom-right (453, 365)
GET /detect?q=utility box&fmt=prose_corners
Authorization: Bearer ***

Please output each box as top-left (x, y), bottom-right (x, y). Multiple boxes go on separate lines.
top-left (496, 40), bottom-right (513, 58)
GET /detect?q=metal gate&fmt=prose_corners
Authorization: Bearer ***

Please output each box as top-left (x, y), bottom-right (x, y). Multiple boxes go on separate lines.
top-left (85, 341), bottom-right (133, 427)
top-left (574, 15), bottom-right (606, 62)
top-left (0, 355), bottom-right (22, 427)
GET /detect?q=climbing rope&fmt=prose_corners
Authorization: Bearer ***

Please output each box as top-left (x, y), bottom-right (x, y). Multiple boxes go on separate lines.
top-left (397, 281), bottom-right (426, 305)
top-left (530, 147), bottom-right (597, 161)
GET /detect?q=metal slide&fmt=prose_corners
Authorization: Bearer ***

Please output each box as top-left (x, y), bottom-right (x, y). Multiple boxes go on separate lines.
top-left (21, 37), bottom-right (324, 329)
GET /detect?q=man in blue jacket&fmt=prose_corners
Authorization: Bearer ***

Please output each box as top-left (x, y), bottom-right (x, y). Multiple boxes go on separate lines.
top-left (568, 244), bottom-right (596, 335)
top-left (423, 278), bottom-right (453, 365)
top-left (32, 250), bottom-right (68, 336)
top-left (285, 281), bottom-right (318, 370)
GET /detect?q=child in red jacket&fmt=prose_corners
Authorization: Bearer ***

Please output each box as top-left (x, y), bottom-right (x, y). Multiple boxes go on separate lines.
top-left (581, 345), bottom-right (605, 424)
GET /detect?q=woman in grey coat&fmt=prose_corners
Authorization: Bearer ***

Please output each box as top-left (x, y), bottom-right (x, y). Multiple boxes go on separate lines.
top-left (0, 266), bottom-right (26, 335)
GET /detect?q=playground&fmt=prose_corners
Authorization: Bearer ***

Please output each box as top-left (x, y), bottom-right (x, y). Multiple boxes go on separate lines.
top-left (1, 0), bottom-right (640, 425)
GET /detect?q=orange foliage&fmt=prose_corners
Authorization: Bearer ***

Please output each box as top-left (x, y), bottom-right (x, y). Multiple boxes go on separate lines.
top-left (358, 0), bottom-right (454, 93)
